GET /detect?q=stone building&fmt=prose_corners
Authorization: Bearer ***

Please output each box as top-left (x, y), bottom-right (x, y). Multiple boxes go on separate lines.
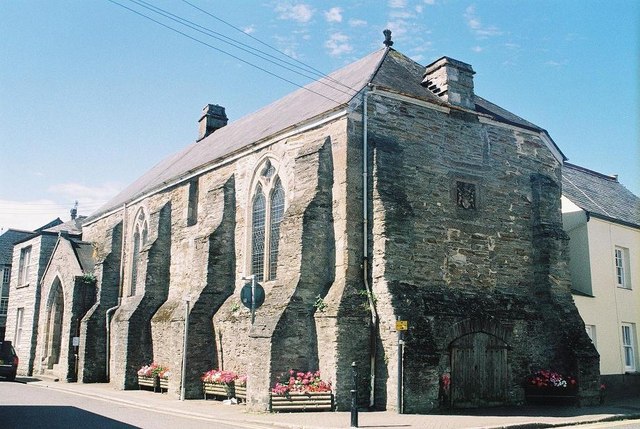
top-left (0, 228), bottom-right (36, 340)
top-left (562, 163), bottom-right (640, 396)
top-left (10, 45), bottom-right (599, 411)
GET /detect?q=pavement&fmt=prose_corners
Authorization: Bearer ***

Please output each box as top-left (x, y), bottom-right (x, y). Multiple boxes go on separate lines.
top-left (15, 377), bottom-right (640, 429)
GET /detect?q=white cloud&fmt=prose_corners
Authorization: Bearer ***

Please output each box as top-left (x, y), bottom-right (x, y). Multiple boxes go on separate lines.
top-left (276, 2), bottom-right (314, 23)
top-left (424, 0), bottom-right (436, 4)
top-left (324, 7), bottom-right (343, 23)
top-left (386, 20), bottom-right (409, 38)
top-left (0, 181), bottom-right (122, 231)
top-left (464, 5), bottom-right (502, 39)
top-left (324, 32), bottom-right (353, 56)
top-left (389, 0), bottom-right (407, 8)
top-left (545, 59), bottom-right (566, 67)
top-left (349, 18), bottom-right (367, 27)
top-left (472, 46), bottom-right (483, 53)
top-left (243, 25), bottom-right (256, 35)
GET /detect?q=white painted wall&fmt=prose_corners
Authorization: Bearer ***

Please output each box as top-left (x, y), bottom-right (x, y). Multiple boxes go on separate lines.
top-left (564, 199), bottom-right (640, 375)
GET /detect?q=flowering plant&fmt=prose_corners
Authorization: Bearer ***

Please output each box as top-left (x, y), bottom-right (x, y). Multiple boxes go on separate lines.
top-left (236, 375), bottom-right (248, 387)
top-left (526, 370), bottom-right (576, 389)
top-left (202, 369), bottom-right (238, 385)
top-left (271, 370), bottom-right (332, 395)
top-left (137, 362), bottom-right (170, 379)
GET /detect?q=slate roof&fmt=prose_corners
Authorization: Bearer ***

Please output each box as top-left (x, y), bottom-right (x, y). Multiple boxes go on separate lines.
top-left (0, 229), bottom-right (33, 265)
top-left (562, 163), bottom-right (640, 228)
top-left (68, 237), bottom-right (95, 273)
top-left (44, 216), bottom-right (87, 236)
top-left (87, 48), bottom-right (553, 222)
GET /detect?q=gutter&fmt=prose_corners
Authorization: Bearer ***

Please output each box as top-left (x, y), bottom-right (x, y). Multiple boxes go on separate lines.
top-left (362, 85), bottom-right (379, 409)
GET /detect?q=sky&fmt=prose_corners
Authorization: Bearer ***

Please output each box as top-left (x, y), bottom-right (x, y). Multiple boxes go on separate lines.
top-left (1, 0), bottom-right (638, 231)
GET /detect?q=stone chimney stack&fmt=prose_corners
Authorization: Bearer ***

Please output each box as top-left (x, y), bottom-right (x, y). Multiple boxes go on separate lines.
top-left (198, 104), bottom-right (228, 141)
top-left (422, 57), bottom-right (476, 110)
top-left (70, 201), bottom-right (78, 220)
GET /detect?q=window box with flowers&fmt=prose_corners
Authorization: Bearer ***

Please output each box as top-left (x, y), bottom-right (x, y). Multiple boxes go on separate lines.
top-left (270, 370), bottom-right (333, 412)
top-left (524, 370), bottom-right (578, 405)
top-left (202, 369), bottom-right (246, 401)
top-left (137, 363), bottom-right (170, 393)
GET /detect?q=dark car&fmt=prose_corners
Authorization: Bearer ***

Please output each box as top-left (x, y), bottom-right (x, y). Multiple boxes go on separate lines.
top-left (0, 341), bottom-right (18, 381)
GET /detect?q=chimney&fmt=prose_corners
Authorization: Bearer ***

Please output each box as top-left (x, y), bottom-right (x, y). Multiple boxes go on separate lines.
top-left (422, 57), bottom-right (475, 110)
top-left (198, 104), bottom-right (228, 141)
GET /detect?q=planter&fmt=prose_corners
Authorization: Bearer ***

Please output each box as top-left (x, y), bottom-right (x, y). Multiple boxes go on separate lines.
top-left (203, 383), bottom-right (233, 400)
top-left (235, 385), bottom-right (246, 402)
top-left (138, 376), bottom-right (168, 393)
top-left (271, 392), bottom-right (334, 412)
top-left (525, 386), bottom-right (578, 405)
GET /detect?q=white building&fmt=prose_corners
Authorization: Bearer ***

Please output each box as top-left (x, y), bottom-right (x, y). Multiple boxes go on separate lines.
top-left (562, 163), bottom-right (640, 394)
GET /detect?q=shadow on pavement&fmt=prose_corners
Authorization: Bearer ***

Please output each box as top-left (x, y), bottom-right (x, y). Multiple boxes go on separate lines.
top-left (0, 406), bottom-right (137, 429)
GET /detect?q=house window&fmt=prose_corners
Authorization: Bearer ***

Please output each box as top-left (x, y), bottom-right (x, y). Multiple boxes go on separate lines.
top-left (585, 324), bottom-right (597, 347)
top-left (2, 266), bottom-right (10, 285)
top-left (250, 160), bottom-right (285, 282)
top-left (15, 307), bottom-right (24, 350)
top-left (615, 247), bottom-right (631, 289)
top-left (18, 246), bottom-right (32, 286)
top-left (187, 179), bottom-right (199, 226)
top-left (622, 323), bottom-right (636, 372)
top-left (0, 297), bottom-right (8, 317)
top-left (130, 209), bottom-right (148, 296)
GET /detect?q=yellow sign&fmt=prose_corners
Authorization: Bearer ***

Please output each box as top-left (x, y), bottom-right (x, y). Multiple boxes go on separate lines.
top-left (396, 320), bottom-right (408, 331)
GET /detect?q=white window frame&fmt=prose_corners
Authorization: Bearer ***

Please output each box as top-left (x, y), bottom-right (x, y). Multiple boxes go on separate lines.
top-left (18, 246), bottom-right (32, 286)
top-left (622, 323), bottom-right (636, 372)
top-left (2, 266), bottom-right (10, 285)
top-left (15, 307), bottom-right (24, 351)
top-left (585, 324), bottom-right (596, 348)
top-left (614, 246), bottom-right (631, 289)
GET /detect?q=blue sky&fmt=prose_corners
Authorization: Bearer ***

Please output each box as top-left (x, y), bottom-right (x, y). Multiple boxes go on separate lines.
top-left (1, 0), bottom-right (638, 231)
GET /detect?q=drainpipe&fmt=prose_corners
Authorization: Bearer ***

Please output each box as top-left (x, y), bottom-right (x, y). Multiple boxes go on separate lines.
top-left (362, 85), bottom-right (379, 409)
top-left (105, 203), bottom-right (126, 381)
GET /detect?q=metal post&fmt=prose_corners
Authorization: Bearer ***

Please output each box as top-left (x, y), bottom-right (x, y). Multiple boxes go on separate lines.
top-left (397, 320), bottom-right (404, 414)
top-left (250, 275), bottom-right (256, 324)
top-left (350, 361), bottom-right (358, 428)
top-left (180, 295), bottom-right (190, 401)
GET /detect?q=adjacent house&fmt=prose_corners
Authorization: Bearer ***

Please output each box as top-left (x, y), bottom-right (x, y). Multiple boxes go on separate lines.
top-left (5, 43), bottom-right (599, 412)
top-left (0, 229), bottom-right (36, 340)
top-left (4, 212), bottom-right (83, 376)
top-left (562, 162), bottom-right (640, 395)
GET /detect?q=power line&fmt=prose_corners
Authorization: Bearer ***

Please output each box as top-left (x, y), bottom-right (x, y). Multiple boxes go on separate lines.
top-left (180, 0), bottom-right (359, 94)
top-left (132, 0), bottom-right (358, 96)
top-left (106, 0), bottom-right (346, 105)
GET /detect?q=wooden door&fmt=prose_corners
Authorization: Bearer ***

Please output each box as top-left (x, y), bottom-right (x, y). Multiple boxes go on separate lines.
top-left (450, 332), bottom-right (508, 408)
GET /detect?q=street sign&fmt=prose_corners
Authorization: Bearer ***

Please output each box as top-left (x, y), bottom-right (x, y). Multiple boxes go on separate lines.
top-left (241, 282), bottom-right (265, 309)
top-left (395, 320), bottom-right (408, 331)
top-left (72, 336), bottom-right (80, 347)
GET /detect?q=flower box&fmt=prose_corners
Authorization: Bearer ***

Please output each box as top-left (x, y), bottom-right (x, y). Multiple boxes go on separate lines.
top-left (138, 375), bottom-right (168, 393)
top-left (525, 386), bottom-right (578, 405)
top-left (271, 391), bottom-right (334, 412)
top-left (235, 385), bottom-right (247, 401)
top-left (203, 382), bottom-right (233, 399)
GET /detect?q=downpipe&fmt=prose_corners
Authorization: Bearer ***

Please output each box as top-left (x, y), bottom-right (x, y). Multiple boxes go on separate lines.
top-left (362, 85), bottom-right (379, 409)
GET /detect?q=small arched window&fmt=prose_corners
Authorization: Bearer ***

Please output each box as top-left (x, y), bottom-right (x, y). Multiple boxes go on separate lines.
top-left (250, 160), bottom-right (285, 282)
top-left (130, 209), bottom-right (148, 296)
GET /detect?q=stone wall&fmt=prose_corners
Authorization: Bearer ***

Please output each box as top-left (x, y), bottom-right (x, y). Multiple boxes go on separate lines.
top-left (5, 234), bottom-right (57, 375)
top-left (79, 221), bottom-right (122, 382)
top-left (362, 91), bottom-right (598, 412)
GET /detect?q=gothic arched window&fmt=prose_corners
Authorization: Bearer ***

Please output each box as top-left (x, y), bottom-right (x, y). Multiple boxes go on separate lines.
top-left (250, 160), bottom-right (285, 282)
top-left (130, 209), bottom-right (148, 296)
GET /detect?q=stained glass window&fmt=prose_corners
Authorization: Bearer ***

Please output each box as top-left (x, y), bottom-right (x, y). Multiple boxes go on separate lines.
top-left (252, 185), bottom-right (266, 282)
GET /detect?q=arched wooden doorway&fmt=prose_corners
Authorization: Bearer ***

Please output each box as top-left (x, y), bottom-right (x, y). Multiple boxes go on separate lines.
top-left (450, 331), bottom-right (508, 408)
top-left (44, 278), bottom-right (64, 370)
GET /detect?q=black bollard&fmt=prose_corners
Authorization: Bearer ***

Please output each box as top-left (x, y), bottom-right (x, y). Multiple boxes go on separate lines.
top-left (350, 361), bottom-right (358, 428)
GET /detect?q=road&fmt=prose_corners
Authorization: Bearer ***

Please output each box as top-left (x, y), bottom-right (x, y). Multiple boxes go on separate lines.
top-left (556, 421), bottom-right (640, 429)
top-left (0, 380), bottom-right (273, 429)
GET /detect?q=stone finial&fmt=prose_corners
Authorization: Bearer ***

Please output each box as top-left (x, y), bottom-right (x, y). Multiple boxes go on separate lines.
top-left (383, 29), bottom-right (393, 47)
top-left (70, 200), bottom-right (78, 220)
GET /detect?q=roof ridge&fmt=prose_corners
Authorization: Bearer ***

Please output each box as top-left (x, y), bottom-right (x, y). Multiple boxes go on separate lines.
top-left (564, 162), bottom-right (618, 182)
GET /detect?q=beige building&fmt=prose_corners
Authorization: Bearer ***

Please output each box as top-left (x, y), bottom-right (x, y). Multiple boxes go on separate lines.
top-left (562, 163), bottom-right (640, 394)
